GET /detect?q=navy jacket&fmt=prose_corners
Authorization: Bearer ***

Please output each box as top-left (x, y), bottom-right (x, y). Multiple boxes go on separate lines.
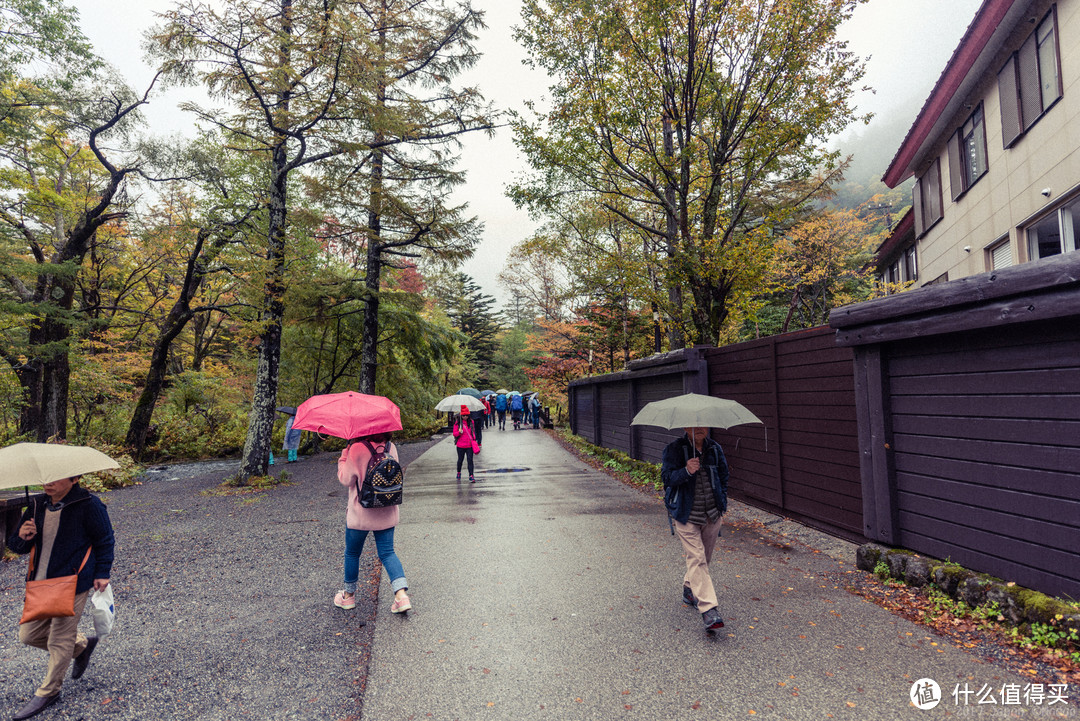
top-left (7, 486), bottom-right (115, 594)
top-left (660, 435), bottom-right (729, 525)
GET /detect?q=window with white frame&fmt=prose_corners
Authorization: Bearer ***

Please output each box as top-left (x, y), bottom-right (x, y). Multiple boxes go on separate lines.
top-left (949, 104), bottom-right (988, 199)
top-left (1025, 196), bottom-right (1080, 260)
top-left (998, 7), bottom-right (1062, 148)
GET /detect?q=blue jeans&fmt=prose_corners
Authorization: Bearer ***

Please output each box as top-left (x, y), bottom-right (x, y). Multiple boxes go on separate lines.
top-left (343, 527), bottom-right (407, 594)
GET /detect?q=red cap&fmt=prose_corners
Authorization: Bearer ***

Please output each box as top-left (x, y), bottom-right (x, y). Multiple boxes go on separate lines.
top-left (460, 405), bottom-right (470, 415)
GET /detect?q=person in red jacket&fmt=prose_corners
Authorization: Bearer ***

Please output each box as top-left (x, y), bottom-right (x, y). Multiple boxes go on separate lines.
top-left (452, 406), bottom-right (478, 483)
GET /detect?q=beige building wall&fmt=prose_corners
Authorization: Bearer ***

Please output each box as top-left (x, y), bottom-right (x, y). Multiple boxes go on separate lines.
top-left (914, 0), bottom-right (1080, 285)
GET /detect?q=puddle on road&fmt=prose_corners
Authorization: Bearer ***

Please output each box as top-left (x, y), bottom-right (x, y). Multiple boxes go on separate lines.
top-left (475, 467), bottom-right (532, 474)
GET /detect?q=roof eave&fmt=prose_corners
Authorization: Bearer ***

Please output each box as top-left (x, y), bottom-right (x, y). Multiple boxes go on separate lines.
top-left (882, 0), bottom-right (1023, 188)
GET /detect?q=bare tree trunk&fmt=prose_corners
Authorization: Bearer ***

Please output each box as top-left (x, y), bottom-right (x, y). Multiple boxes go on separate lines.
top-left (126, 229), bottom-right (219, 456)
top-left (238, 0), bottom-right (291, 482)
top-left (17, 244), bottom-right (90, 440)
top-left (359, 3), bottom-right (387, 396)
top-left (238, 151), bottom-right (287, 481)
top-left (126, 329), bottom-right (175, 456)
top-left (359, 146), bottom-right (383, 395)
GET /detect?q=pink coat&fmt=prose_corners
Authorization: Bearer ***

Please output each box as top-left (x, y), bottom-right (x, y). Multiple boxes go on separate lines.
top-left (453, 419), bottom-right (476, 449)
top-left (337, 440), bottom-right (400, 531)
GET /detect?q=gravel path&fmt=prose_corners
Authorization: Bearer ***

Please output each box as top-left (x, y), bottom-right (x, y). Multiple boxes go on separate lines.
top-left (0, 439), bottom-right (437, 721)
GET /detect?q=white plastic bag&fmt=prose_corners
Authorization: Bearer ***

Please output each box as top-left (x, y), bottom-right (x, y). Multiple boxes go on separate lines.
top-left (90, 585), bottom-right (115, 638)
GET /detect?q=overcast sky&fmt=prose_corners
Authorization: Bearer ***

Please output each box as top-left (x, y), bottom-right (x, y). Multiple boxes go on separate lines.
top-left (70, 0), bottom-right (983, 306)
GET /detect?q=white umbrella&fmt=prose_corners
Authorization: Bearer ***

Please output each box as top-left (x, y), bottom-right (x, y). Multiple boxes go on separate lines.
top-left (630, 393), bottom-right (763, 430)
top-left (0, 442), bottom-right (122, 505)
top-left (0, 443), bottom-right (121, 489)
top-left (435, 394), bottom-right (486, 413)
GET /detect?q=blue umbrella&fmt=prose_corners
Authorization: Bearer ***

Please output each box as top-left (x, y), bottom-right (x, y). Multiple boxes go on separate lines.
top-left (457, 388), bottom-right (482, 399)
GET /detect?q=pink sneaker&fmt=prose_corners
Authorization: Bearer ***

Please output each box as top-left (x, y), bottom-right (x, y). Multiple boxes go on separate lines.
top-left (333, 590), bottom-right (356, 610)
top-left (391, 593), bottom-right (411, 614)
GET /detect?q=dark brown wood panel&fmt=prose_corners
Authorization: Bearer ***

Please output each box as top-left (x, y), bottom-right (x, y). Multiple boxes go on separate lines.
top-left (898, 474), bottom-right (1080, 529)
top-left (893, 433), bottom-right (1080, 473)
top-left (890, 368), bottom-right (1080, 395)
top-left (899, 494), bottom-right (1080, 556)
top-left (892, 414), bottom-right (1080, 446)
top-left (895, 454), bottom-right (1080, 502)
top-left (897, 510), bottom-right (1080, 582)
top-left (573, 387), bottom-right (596, 443)
top-left (780, 417), bottom-right (860, 438)
top-left (888, 334), bottom-right (1080, 377)
top-left (779, 428), bottom-right (863, 452)
top-left (781, 452), bottom-right (861, 486)
top-left (892, 394), bottom-right (1077, 420)
top-left (783, 493), bottom-right (862, 533)
top-left (776, 359), bottom-right (858, 381)
top-left (779, 390), bottom-right (858, 407)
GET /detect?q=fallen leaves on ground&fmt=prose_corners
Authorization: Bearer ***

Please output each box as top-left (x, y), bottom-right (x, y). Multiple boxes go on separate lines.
top-left (845, 572), bottom-right (1080, 696)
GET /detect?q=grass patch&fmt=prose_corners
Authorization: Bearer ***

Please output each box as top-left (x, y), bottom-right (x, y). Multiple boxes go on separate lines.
top-left (550, 427), bottom-right (663, 494)
top-left (203, 471), bottom-right (293, 496)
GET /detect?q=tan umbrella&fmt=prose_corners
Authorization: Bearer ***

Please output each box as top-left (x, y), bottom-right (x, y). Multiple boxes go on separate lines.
top-left (630, 393), bottom-right (763, 430)
top-left (0, 443), bottom-right (121, 490)
top-left (435, 394), bottom-right (486, 413)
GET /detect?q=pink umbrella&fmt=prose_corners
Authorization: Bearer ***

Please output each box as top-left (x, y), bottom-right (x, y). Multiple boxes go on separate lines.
top-left (292, 391), bottom-right (402, 439)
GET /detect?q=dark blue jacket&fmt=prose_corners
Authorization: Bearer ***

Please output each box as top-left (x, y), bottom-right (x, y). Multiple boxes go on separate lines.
top-left (660, 435), bottom-right (729, 524)
top-left (7, 486), bottom-right (115, 594)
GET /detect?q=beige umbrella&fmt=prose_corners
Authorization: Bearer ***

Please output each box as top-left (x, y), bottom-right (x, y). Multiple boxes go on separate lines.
top-left (0, 443), bottom-right (121, 492)
top-left (631, 393), bottom-right (763, 430)
top-left (435, 394), bottom-right (486, 413)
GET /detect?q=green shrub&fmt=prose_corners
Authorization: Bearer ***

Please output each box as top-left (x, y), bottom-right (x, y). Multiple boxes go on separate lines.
top-left (555, 428), bottom-right (662, 491)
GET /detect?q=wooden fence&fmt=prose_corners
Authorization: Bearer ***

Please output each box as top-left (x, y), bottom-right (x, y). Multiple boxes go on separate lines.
top-left (568, 330), bottom-right (863, 541)
top-left (706, 328), bottom-right (862, 540)
top-left (569, 347), bottom-right (709, 461)
top-left (831, 252), bottom-right (1080, 599)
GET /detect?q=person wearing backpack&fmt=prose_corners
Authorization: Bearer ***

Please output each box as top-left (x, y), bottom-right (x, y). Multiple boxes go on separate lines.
top-left (494, 393), bottom-right (507, 430)
top-left (334, 433), bottom-right (411, 614)
top-left (510, 393), bottom-right (524, 430)
top-left (530, 394), bottom-right (542, 429)
top-left (472, 402), bottom-right (483, 449)
top-left (452, 407), bottom-right (478, 482)
top-left (660, 426), bottom-right (729, 633)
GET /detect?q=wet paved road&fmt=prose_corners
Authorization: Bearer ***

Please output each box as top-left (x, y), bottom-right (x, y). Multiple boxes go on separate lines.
top-left (361, 429), bottom-right (1040, 720)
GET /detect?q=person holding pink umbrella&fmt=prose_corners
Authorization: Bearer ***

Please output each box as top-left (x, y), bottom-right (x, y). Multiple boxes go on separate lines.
top-left (291, 392), bottom-right (412, 615)
top-left (333, 433), bottom-right (411, 614)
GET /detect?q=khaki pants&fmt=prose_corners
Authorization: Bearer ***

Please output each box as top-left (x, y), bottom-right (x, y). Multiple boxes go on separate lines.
top-left (19, 589), bottom-right (91, 696)
top-left (674, 516), bottom-right (723, 613)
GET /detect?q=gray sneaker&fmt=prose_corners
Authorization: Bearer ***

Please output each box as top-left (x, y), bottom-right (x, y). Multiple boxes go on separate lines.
top-left (702, 607), bottom-right (725, 632)
top-left (682, 586), bottom-right (696, 607)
